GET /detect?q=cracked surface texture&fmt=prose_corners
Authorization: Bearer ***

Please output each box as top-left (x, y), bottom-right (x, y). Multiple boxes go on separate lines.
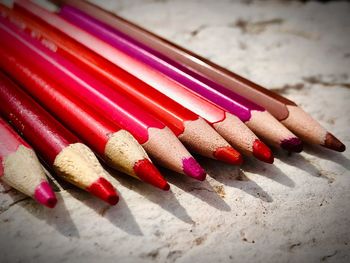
top-left (0, 0), bottom-right (349, 262)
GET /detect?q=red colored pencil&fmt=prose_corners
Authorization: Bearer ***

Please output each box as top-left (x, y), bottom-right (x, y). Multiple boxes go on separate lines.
top-left (0, 14), bottom-right (206, 180)
top-left (58, 4), bottom-right (302, 153)
top-left (58, 0), bottom-right (345, 152)
top-left (0, 71), bottom-right (119, 205)
top-left (12, 0), bottom-right (273, 163)
top-left (1, 6), bottom-right (243, 165)
top-left (0, 117), bottom-right (57, 208)
top-left (0, 36), bottom-right (169, 191)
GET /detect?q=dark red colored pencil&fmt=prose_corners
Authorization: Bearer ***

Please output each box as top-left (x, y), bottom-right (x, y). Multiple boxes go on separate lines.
top-left (0, 70), bottom-right (119, 205)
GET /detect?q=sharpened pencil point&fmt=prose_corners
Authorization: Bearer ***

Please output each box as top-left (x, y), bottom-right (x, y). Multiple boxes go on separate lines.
top-left (281, 137), bottom-right (303, 153)
top-left (134, 159), bottom-right (170, 191)
top-left (252, 139), bottom-right (274, 164)
top-left (214, 146), bottom-right (243, 165)
top-left (34, 181), bottom-right (57, 208)
top-left (87, 177), bottom-right (119, 205)
top-left (182, 157), bottom-right (206, 181)
top-left (324, 133), bottom-right (346, 152)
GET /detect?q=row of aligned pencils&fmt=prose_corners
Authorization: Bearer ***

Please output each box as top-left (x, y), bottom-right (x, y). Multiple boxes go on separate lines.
top-left (0, 0), bottom-right (345, 208)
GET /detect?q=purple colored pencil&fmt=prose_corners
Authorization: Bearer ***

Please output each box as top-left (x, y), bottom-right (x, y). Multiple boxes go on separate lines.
top-left (60, 5), bottom-right (302, 152)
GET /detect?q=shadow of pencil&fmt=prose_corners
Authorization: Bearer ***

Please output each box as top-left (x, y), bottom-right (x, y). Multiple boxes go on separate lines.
top-left (197, 158), bottom-right (273, 203)
top-left (18, 192), bottom-right (80, 238)
top-left (241, 157), bottom-right (295, 188)
top-left (160, 167), bottom-right (231, 212)
top-left (303, 144), bottom-right (350, 170)
top-left (68, 187), bottom-right (143, 236)
top-left (107, 168), bottom-right (195, 225)
top-left (0, 183), bottom-right (31, 212)
top-left (275, 149), bottom-right (327, 177)
top-left (275, 148), bottom-right (345, 183)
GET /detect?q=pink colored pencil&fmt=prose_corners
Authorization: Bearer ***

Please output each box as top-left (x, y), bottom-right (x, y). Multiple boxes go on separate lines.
top-left (0, 117), bottom-right (57, 208)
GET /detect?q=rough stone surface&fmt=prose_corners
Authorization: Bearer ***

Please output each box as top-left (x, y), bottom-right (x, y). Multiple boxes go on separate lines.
top-left (1, 0), bottom-right (349, 262)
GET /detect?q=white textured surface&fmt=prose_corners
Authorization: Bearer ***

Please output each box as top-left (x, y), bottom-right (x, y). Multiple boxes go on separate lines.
top-left (1, 1), bottom-right (350, 262)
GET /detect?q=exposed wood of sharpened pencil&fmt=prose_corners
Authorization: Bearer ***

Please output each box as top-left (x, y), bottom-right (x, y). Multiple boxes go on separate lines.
top-left (0, 70), bottom-right (119, 205)
top-left (54, 0), bottom-right (346, 152)
top-left (0, 10), bottom-right (206, 180)
top-left (14, 0), bottom-right (274, 163)
top-left (0, 28), bottom-right (169, 191)
top-left (4, 7), bottom-right (243, 165)
top-left (0, 117), bottom-right (57, 208)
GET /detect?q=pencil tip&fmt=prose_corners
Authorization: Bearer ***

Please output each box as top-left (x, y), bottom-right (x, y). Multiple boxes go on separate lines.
top-left (281, 137), bottom-right (303, 153)
top-left (252, 140), bottom-right (274, 164)
top-left (324, 132), bottom-right (346, 152)
top-left (34, 181), bottom-right (57, 208)
top-left (182, 157), bottom-right (206, 181)
top-left (134, 159), bottom-right (170, 191)
top-left (87, 177), bottom-right (119, 205)
top-left (214, 146), bottom-right (243, 165)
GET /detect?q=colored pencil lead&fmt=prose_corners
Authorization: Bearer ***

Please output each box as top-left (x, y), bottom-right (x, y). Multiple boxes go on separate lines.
top-left (280, 138), bottom-right (304, 153)
top-left (87, 177), bottom-right (119, 206)
top-left (324, 133), bottom-right (346, 152)
top-left (182, 157), bottom-right (206, 181)
top-left (34, 181), bottom-right (58, 208)
top-left (214, 146), bottom-right (243, 165)
top-left (252, 140), bottom-right (274, 164)
top-left (133, 159), bottom-right (170, 191)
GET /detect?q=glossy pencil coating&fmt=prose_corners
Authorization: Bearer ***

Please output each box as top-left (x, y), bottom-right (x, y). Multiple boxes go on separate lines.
top-left (0, 10), bottom-right (205, 180)
top-left (2, 6), bottom-right (242, 165)
top-left (0, 117), bottom-right (57, 208)
top-left (57, 0), bottom-right (346, 152)
top-left (14, 0), bottom-right (273, 162)
top-left (0, 65), bottom-right (118, 205)
top-left (59, 5), bottom-right (265, 122)
top-left (0, 29), bottom-right (169, 190)
top-left (57, 4), bottom-right (302, 152)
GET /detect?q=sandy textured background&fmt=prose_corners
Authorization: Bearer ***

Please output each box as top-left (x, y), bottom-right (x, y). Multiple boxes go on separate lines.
top-left (1, 0), bottom-right (349, 262)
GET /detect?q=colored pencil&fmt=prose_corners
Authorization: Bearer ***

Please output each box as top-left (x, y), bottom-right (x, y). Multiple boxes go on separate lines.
top-left (0, 117), bottom-right (57, 208)
top-left (0, 29), bottom-right (169, 191)
top-left (14, 0), bottom-right (274, 163)
top-left (58, 0), bottom-right (346, 152)
top-left (58, 4), bottom-right (304, 153)
top-left (2, 6), bottom-right (244, 165)
top-left (0, 71), bottom-right (119, 205)
top-left (0, 14), bottom-right (206, 181)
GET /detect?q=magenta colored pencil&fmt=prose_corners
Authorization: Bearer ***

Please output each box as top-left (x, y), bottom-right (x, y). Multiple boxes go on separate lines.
top-left (59, 5), bottom-right (302, 152)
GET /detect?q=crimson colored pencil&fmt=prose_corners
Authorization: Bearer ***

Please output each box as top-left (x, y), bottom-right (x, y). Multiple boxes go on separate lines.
top-left (0, 37), bottom-right (169, 191)
top-left (14, 0), bottom-right (273, 163)
top-left (57, 0), bottom-right (346, 152)
top-left (0, 15), bottom-right (206, 180)
top-left (0, 117), bottom-right (57, 208)
top-left (57, 4), bottom-right (303, 153)
top-left (2, 7), bottom-right (243, 165)
top-left (0, 71), bottom-right (119, 205)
